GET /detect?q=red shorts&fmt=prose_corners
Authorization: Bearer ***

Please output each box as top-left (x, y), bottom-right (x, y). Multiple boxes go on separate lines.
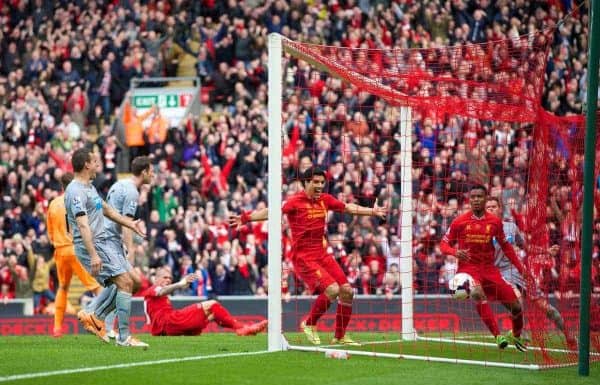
top-left (160, 305), bottom-right (208, 336)
top-left (293, 251), bottom-right (348, 294)
top-left (458, 264), bottom-right (518, 303)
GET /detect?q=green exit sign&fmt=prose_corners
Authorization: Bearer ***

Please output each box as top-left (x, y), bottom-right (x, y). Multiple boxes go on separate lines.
top-left (132, 94), bottom-right (190, 108)
top-left (132, 95), bottom-right (158, 108)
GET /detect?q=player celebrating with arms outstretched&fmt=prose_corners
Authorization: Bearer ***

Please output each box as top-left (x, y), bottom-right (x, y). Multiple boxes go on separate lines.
top-left (229, 167), bottom-right (387, 346)
top-left (440, 184), bottom-right (528, 351)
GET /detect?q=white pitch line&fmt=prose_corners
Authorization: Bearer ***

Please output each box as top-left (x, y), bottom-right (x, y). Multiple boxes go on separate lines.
top-left (0, 350), bottom-right (270, 383)
top-left (416, 336), bottom-right (600, 356)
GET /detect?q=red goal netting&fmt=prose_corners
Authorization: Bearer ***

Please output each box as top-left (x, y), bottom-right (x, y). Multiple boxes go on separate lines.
top-left (276, 29), bottom-right (600, 368)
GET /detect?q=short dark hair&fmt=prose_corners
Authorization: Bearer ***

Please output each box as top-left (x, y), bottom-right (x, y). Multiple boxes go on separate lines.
top-left (470, 183), bottom-right (487, 195)
top-left (60, 172), bottom-right (74, 190)
top-left (300, 167), bottom-right (326, 187)
top-left (131, 156), bottom-right (152, 176)
top-left (71, 148), bottom-right (93, 172)
top-left (486, 196), bottom-right (501, 205)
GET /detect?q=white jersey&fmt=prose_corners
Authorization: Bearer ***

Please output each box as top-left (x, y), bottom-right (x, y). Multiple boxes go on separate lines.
top-left (494, 221), bottom-right (525, 288)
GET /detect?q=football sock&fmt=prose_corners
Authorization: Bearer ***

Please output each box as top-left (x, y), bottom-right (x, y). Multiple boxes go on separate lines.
top-left (93, 284), bottom-right (118, 320)
top-left (54, 288), bottom-right (67, 332)
top-left (545, 305), bottom-right (565, 331)
top-left (210, 303), bottom-right (243, 329)
top-left (305, 293), bottom-right (331, 326)
top-left (104, 310), bottom-right (117, 333)
top-left (86, 284), bottom-right (115, 314)
top-left (512, 308), bottom-right (524, 337)
top-left (334, 301), bottom-right (353, 339)
top-left (115, 291), bottom-right (132, 342)
top-left (476, 301), bottom-right (500, 336)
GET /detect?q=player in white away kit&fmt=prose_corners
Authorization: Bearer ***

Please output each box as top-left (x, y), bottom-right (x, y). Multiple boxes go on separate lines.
top-left (65, 148), bottom-right (148, 348)
top-left (96, 156), bottom-right (154, 342)
top-left (485, 196), bottom-right (577, 349)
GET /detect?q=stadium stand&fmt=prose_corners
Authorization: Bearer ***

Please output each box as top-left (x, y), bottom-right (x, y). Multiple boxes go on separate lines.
top-left (0, 1), bottom-right (598, 312)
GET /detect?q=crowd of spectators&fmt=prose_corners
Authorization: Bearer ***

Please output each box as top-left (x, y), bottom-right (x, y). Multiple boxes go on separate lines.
top-left (0, 0), bottom-right (599, 311)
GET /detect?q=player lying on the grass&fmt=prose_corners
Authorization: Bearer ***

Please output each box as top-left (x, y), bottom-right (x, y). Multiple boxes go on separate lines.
top-left (143, 267), bottom-right (267, 336)
top-left (485, 197), bottom-right (577, 349)
top-left (229, 167), bottom-right (387, 346)
top-left (440, 184), bottom-right (528, 351)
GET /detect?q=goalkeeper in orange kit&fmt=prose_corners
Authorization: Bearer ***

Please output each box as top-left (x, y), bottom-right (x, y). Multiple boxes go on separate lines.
top-left (46, 172), bottom-right (101, 337)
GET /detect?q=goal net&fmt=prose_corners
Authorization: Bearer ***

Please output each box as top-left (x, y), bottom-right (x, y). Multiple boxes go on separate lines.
top-left (266, 32), bottom-right (600, 369)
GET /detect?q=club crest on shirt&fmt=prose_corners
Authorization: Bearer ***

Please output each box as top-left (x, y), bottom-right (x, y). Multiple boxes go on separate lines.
top-left (72, 196), bottom-right (83, 211)
top-left (486, 224), bottom-right (492, 234)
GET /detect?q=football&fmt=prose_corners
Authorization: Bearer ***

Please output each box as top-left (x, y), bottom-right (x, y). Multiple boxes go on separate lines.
top-left (448, 273), bottom-right (475, 300)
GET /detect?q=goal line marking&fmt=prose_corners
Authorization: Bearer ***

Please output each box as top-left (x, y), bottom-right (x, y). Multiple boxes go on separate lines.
top-left (0, 350), bottom-right (270, 383)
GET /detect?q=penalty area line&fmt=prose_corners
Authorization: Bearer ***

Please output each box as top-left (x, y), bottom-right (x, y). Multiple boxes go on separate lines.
top-left (0, 350), bottom-right (271, 383)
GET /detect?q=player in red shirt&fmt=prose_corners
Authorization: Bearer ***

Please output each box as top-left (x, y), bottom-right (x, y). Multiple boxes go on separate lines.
top-left (229, 167), bottom-right (387, 346)
top-left (143, 267), bottom-right (267, 336)
top-left (440, 184), bottom-right (528, 351)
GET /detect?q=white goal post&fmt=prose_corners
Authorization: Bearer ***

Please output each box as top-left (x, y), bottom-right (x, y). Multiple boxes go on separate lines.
top-left (267, 33), bottom-right (414, 351)
top-left (267, 33), bottom-right (283, 352)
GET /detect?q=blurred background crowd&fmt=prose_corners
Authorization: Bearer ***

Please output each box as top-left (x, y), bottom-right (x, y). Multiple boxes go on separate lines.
top-left (0, 0), bottom-right (599, 314)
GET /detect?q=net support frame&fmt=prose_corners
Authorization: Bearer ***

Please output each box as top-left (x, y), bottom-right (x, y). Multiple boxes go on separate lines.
top-left (579, 0), bottom-right (600, 376)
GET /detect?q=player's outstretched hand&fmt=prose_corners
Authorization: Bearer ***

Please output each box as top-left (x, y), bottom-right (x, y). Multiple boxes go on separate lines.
top-left (131, 219), bottom-right (146, 238)
top-left (228, 214), bottom-right (242, 230)
top-left (548, 244), bottom-right (560, 257)
top-left (373, 199), bottom-right (388, 221)
top-left (178, 273), bottom-right (198, 288)
top-left (187, 273), bottom-right (200, 284)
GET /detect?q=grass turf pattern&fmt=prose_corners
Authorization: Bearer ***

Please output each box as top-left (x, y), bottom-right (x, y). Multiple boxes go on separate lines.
top-left (0, 334), bottom-right (598, 385)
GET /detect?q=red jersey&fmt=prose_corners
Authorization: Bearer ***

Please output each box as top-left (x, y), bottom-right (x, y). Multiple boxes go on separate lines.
top-left (440, 211), bottom-right (524, 274)
top-left (282, 191), bottom-right (346, 254)
top-left (143, 285), bottom-right (174, 335)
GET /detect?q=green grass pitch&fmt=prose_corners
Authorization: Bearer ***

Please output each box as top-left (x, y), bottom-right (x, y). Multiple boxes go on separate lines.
top-left (0, 334), bottom-right (599, 385)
